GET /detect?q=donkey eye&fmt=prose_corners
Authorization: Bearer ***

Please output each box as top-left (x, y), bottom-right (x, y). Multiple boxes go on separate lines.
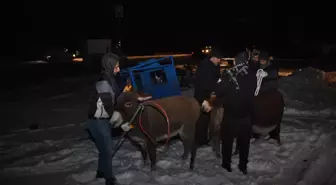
top-left (124, 101), bottom-right (132, 107)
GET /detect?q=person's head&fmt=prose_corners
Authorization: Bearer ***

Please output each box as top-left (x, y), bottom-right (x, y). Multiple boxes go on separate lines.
top-left (259, 52), bottom-right (269, 65)
top-left (101, 53), bottom-right (120, 76)
top-left (250, 49), bottom-right (260, 63)
top-left (209, 48), bottom-right (224, 66)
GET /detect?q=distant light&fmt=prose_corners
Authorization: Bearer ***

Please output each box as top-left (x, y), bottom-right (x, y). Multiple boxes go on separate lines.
top-left (205, 49), bottom-right (209, 53)
top-left (278, 72), bottom-right (293, 76)
top-left (73, 58), bottom-right (83, 62)
top-left (64, 48), bottom-right (68, 52)
top-left (72, 54), bottom-right (76, 58)
top-left (202, 50), bottom-right (205, 53)
top-left (220, 61), bottom-right (229, 67)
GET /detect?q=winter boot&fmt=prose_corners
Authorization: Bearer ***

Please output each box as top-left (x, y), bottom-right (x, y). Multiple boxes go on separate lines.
top-left (238, 164), bottom-right (247, 174)
top-left (96, 170), bottom-right (104, 179)
top-left (221, 163), bottom-right (232, 172)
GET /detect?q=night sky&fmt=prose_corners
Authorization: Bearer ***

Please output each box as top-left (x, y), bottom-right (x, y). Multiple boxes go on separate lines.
top-left (7, 1), bottom-right (336, 60)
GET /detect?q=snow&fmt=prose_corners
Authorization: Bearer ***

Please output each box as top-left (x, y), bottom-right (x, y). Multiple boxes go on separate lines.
top-left (1, 115), bottom-right (335, 185)
top-left (284, 108), bottom-right (336, 117)
top-left (1, 67), bottom-right (336, 185)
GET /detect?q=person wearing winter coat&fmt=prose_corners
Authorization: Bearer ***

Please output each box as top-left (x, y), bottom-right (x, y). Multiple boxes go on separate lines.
top-left (87, 52), bottom-right (122, 185)
top-left (194, 48), bottom-right (222, 146)
top-left (215, 51), bottom-right (258, 174)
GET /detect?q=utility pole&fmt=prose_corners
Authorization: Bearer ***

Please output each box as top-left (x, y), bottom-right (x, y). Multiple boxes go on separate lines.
top-left (114, 4), bottom-right (123, 49)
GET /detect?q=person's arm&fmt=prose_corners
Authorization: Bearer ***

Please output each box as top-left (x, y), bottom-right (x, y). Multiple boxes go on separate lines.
top-left (213, 77), bottom-right (230, 105)
top-left (96, 81), bottom-right (115, 117)
top-left (202, 78), bottom-right (220, 100)
top-left (195, 65), bottom-right (216, 100)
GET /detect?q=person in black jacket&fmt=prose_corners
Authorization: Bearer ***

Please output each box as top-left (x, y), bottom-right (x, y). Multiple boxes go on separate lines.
top-left (215, 52), bottom-right (257, 175)
top-left (194, 48), bottom-right (222, 146)
top-left (87, 53), bottom-right (121, 185)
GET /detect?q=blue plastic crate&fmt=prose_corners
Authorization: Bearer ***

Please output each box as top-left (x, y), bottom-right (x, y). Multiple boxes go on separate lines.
top-left (119, 56), bottom-right (181, 99)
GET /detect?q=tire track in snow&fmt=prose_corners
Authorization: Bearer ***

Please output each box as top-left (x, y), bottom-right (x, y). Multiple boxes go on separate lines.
top-left (264, 131), bottom-right (336, 185)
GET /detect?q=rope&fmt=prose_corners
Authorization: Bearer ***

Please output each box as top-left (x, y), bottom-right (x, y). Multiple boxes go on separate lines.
top-left (254, 69), bottom-right (266, 96)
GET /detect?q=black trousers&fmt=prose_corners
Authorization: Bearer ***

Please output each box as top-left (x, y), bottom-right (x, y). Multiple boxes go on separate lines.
top-left (221, 115), bottom-right (252, 166)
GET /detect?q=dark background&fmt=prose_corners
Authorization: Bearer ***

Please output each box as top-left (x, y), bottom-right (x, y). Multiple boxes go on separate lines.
top-left (5, 1), bottom-right (336, 61)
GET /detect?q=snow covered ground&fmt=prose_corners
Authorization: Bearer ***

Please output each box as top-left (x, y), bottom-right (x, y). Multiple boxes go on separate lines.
top-left (1, 68), bottom-right (336, 185)
top-left (1, 112), bottom-right (335, 185)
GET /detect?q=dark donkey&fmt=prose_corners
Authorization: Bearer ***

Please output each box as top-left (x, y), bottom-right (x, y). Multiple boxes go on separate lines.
top-left (110, 92), bottom-right (200, 170)
top-left (210, 89), bottom-right (284, 157)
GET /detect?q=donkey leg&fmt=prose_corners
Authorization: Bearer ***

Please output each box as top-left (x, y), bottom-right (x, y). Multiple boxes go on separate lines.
top-left (180, 133), bottom-right (192, 160)
top-left (189, 139), bottom-right (197, 170)
top-left (214, 133), bottom-right (221, 158)
top-left (140, 144), bottom-right (149, 166)
top-left (268, 123), bottom-right (281, 145)
top-left (233, 137), bottom-right (239, 156)
top-left (129, 139), bottom-right (148, 166)
top-left (211, 107), bottom-right (224, 158)
top-left (146, 139), bottom-right (157, 171)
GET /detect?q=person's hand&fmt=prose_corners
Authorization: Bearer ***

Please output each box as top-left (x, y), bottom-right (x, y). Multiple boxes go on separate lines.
top-left (202, 100), bottom-right (212, 112)
top-left (121, 122), bottom-right (133, 132)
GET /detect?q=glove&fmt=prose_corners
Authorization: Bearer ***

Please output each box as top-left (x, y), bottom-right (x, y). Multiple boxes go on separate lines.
top-left (121, 122), bottom-right (132, 132)
top-left (262, 71), bottom-right (268, 77)
top-left (202, 100), bottom-right (212, 112)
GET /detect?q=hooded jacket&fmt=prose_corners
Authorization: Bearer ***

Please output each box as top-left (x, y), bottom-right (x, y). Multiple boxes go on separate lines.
top-left (88, 53), bottom-right (121, 119)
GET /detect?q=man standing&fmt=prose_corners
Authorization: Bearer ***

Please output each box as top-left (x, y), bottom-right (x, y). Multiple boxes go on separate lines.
top-left (87, 52), bottom-right (121, 185)
top-left (216, 52), bottom-right (257, 174)
top-left (194, 48), bottom-right (222, 146)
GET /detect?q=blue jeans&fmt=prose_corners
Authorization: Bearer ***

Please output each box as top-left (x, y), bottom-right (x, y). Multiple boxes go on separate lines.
top-left (87, 119), bottom-right (115, 180)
